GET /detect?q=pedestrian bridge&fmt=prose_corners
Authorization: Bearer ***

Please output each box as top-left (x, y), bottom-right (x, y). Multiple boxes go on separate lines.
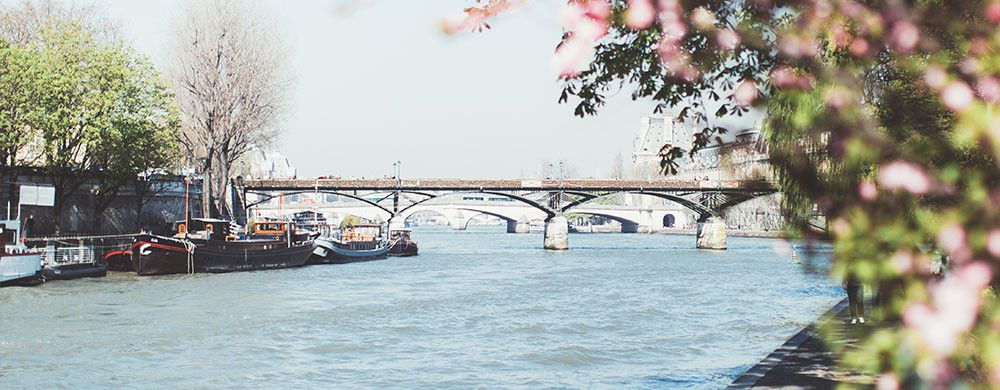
top-left (236, 178), bottom-right (777, 250)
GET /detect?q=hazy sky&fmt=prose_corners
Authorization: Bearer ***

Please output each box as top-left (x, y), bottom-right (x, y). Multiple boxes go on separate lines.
top-left (56, 0), bottom-right (751, 179)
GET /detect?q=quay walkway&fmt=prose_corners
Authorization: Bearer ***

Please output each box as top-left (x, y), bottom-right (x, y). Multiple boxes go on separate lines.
top-left (729, 298), bottom-right (875, 389)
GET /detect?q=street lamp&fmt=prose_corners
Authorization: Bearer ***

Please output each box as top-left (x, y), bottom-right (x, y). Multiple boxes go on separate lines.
top-left (559, 161), bottom-right (564, 188)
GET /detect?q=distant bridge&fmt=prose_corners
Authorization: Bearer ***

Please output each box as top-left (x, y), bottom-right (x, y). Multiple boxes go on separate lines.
top-left (252, 201), bottom-right (688, 234)
top-left (235, 178), bottom-right (777, 250)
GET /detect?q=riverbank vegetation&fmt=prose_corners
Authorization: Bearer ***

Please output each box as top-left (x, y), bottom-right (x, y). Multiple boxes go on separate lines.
top-left (0, 1), bottom-right (179, 230)
top-left (450, 0), bottom-right (1000, 387)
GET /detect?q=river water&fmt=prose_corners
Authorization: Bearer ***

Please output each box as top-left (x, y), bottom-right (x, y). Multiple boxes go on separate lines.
top-left (1, 227), bottom-right (841, 389)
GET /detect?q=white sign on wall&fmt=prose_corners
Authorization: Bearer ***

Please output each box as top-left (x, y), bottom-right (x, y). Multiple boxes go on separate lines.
top-left (19, 185), bottom-right (55, 207)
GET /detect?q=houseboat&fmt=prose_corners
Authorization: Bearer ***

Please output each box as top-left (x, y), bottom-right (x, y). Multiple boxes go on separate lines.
top-left (1, 219), bottom-right (43, 287)
top-left (387, 228), bottom-right (418, 257)
top-left (132, 218), bottom-right (314, 276)
top-left (311, 223), bottom-right (389, 264)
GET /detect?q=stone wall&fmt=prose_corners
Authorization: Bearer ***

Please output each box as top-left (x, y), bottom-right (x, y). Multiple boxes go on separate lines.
top-left (0, 169), bottom-right (203, 236)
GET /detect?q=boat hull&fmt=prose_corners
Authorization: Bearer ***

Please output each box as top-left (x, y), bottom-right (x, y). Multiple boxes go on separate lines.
top-left (387, 241), bottom-right (418, 257)
top-left (133, 235), bottom-right (192, 276)
top-left (104, 249), bottom-right (135, 272)
top-left (309, 238), bottom-right (388, 264)
top-left (192, 243), bottom-right (315, 273)
top-left (42, 262), bottom-right (108, 280)
top-left (1, 252), bottom-right (43, 287)
top-left (133, 234), bottom-right (314, 276)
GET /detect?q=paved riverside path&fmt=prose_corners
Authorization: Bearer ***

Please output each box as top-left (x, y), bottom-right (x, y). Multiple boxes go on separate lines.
top-left (729, 298), bottom-right (875, 389)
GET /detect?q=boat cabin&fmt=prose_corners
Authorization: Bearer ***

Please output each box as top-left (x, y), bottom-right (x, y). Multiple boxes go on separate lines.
top-left (341, 224), bottom-right (382, 243)
top-left (389, 228), bottom-right (412, 241)
top-left (248, 220), bottom-right (293, 240)
top-left (174, 218), bottom-right (233, 241)
top-left (1, 219), bottom-right (25, 251)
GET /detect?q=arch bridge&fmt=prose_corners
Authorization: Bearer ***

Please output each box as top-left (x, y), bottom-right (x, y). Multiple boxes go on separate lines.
top-left (235, 178), bottom-right (777, 250)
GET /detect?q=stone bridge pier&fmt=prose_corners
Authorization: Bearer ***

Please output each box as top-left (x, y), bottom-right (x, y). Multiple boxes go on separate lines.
top-left (449, 211), bottom-right (469, 230)
top-left (620, 221), bottom-right (639, 233)
top-left (507, 216), bottom-right (530, 234)
top-left (543, 214), bottom-right (569, 250)
top-left (696, 216), bottom-right (727, 250)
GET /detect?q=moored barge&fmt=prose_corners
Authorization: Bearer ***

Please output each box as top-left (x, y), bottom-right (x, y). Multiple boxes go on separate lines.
top-left (133, 218), bottom-right (314, 276)
top-left (311, 223), bottom-right (389, 264)
top-left (387, 228), bottom-right (418, 257)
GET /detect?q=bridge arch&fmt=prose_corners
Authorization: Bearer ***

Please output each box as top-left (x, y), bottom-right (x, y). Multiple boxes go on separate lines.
top-left (245, 190), bottom-right (394, 216)
top-left (560, 191), bottom-right (711, 218)
top-left (394, 191), bottom-right (556, 221)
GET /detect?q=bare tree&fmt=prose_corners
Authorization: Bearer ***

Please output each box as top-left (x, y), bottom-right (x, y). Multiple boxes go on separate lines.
top-left (611, 151), bottom-right (623, 179)
top-left (169, 0), bottom-right (289, 218)
top-left (0, 0), bottom-right (115, 44)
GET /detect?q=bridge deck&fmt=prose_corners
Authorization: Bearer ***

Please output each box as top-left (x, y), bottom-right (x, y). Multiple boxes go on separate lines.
top-left (242, 178), bottom-right (776, 192)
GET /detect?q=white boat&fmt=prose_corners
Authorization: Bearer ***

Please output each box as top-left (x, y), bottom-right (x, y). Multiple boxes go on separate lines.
top-left (1, 219), bottom-right (43, 287)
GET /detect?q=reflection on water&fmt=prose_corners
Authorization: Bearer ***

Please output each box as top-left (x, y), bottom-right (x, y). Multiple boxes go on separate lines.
top-left (0, 226), bottom-right (841, 388)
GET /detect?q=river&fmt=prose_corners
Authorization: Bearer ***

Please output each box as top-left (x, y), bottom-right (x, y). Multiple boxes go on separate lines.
top-left (0, 226), bottom-right (842, 389)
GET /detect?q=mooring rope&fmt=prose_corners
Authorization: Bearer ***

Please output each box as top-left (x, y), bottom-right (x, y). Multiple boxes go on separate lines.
top-left (182, 240), bottom-right (196, 274)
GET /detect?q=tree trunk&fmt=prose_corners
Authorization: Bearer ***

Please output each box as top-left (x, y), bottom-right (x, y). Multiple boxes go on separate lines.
top-left (202, 164), bottom-right (212, 219)
top-left (217, 157), bottom-right (231, 218)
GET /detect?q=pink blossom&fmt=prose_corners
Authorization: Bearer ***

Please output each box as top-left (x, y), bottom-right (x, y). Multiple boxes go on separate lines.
top-left (440, 12), bottom-right (485, 35)
top-left (971, 38), bottom-right (990, 56)
top-left (891, 251), bottom-right (914, 274)
top-left (552, 0), bottom-right (612, 77)
top-left (937, 224), bottom-right (969, 262)
top-left (625, 0), bottom-right (655, 30)
top-left (988, 2), bottom-right (1000, 23)
top-left (878, 161), bottom-right (931, 195)
top-left (890, 21), bottom-right (919, 52)
top-left (825, 88), bottom-right (851, 109)
top-left (832, 218), bottom-right (851, 237)
top-left (690, 7), bottom-right (716, 30)
top-left (771, 67), bottom-right (795, 88)
top-left (904, 303), bottom-right (959, 356)
top-left (987, 229), bottom-right (1000, 258)
top-left (957, 261), bottom-right (993, 289)
top-left (923, 66), bottom-right (947, 90)
top-left (959, 58), bottom-right (979, 75)
top-left (764, 67), bottom-right (807, 90)
top-left (779, 35), bottom-right (816, 58)
top-left (830, 24), bottom-right (850, 48)
top-left (849, 38), bottom-right (869, 56)
top-left (858, 181), bottom-right (877, 201)
top-left (779, 36), bottom-right (800, 57)
top-left (941, 81), bottom-right (974, 112)
top-left (977, 77), bottom-right (1000, 102)
top-left (733, 79), bottom-right (758, 106)
top-left (877, 373), bottom-right (899, 390)
top-left (716, 29), bottom-right (740, 50)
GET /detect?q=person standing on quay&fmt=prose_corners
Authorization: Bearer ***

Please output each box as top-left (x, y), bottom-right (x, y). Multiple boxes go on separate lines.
top-left (22, 214), bottom-right (35, 240)
top-left (844, 271), bottom-right (865, 325)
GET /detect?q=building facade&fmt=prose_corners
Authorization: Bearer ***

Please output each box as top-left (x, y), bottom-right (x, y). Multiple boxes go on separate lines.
top-left (630, 114), bottom-right (783, 231)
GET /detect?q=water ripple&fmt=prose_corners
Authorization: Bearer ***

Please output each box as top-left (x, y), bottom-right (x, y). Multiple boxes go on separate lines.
top-left (0, 227), bottom-right (841, 388)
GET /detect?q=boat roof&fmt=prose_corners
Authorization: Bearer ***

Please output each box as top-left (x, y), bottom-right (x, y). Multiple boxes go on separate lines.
top-left (349, 224), bottom-right (382, 228)
top-left (192, 218), bottom-right (229, 223)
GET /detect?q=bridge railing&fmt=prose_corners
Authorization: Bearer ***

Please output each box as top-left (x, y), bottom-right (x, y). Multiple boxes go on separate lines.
top-left (242, 178), bottom-right (777, 192)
